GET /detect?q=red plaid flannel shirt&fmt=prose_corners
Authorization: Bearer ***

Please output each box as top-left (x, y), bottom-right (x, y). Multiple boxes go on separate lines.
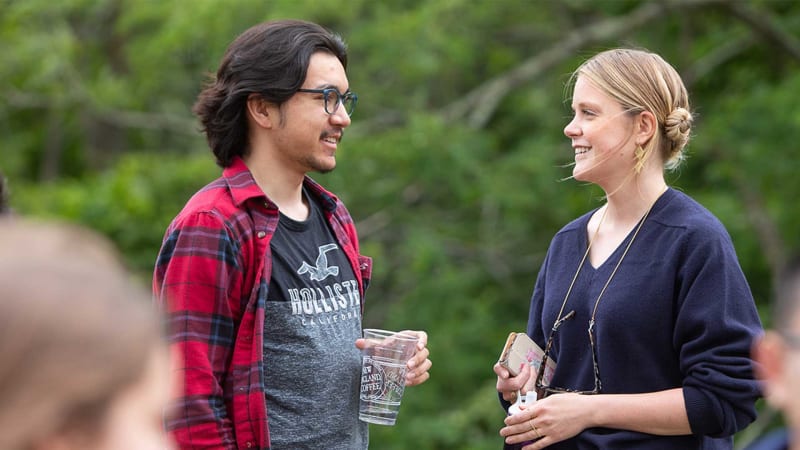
top-left (153, 157), bottom-right (372, 449)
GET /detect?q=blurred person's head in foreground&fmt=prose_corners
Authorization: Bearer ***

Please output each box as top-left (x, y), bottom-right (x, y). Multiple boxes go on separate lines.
top-left (0, 219), bottom-right (174, 450)
top-left (752, 254), bottom-right (800, 449)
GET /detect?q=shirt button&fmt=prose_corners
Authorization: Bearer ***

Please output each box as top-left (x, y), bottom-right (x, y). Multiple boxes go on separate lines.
top-left (246, 442), bottom-right (253, 448)
top-left (257, 231), bottom-right (266, 238)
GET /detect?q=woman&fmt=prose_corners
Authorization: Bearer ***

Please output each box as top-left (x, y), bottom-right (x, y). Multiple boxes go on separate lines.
top-left (0, 220), bottom-right (174, 450)
top-left (494, 48), bottom-right (762, 449)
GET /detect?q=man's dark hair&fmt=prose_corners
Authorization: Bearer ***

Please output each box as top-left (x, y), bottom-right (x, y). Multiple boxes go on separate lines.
top-left (193, 19), bottom-right (348, 167)
top-left (774, 254), bottom-right (800, 331)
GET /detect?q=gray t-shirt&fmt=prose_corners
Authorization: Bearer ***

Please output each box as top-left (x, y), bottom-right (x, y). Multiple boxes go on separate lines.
top-left (264, 193), bottom-right (367, 449)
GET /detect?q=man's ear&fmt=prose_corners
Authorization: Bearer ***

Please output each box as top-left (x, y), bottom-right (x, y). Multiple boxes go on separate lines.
top-left (246, 94), bottom-right (274, 129)
top-left (752, 331), bottom-right (788, 409)
top-left (635, 110), bottom-right (657, 146)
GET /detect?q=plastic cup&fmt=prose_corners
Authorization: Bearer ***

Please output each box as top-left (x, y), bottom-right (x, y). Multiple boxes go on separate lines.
top-left (358, 328), bottom-right (419, 425)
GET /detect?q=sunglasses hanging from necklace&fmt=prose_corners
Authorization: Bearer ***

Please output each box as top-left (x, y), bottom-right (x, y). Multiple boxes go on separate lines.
top-left (535, 187), bottom-right (667, 398)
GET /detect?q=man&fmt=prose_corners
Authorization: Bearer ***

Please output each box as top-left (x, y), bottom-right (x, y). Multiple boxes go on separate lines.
top-left (153, 20), bottom-right (431, 450)
top-left (748, 256), bottom-right (800, 450)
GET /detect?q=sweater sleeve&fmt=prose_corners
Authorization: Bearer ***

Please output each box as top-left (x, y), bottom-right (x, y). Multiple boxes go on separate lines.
top-left (526, 247), bottom-right (551, 345)
top-left (674, 224), bottom-right (762, 437)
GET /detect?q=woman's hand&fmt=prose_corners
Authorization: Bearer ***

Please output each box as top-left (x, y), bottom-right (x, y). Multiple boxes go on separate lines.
top-left (494, 361), bottom-right (534, 403)
top-left (500, 393), bottom-right (593, 449)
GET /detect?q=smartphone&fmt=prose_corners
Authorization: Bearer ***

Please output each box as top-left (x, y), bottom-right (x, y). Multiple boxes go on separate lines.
top-left (497, 331), bottom-right (555, 385)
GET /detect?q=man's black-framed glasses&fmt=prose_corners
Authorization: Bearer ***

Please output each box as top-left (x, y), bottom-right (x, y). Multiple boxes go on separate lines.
top-left (534, 309), bottom-right (603, 398)
top-left (296, 88), bottom-right (357, 116)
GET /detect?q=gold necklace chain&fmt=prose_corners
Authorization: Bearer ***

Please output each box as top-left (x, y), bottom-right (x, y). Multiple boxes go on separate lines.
top-left (552, 187), bottom-right (668, 328)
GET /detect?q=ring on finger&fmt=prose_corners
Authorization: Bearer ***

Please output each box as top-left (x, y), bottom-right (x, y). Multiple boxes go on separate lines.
top-left (529, 419), bottom-right (542, 439)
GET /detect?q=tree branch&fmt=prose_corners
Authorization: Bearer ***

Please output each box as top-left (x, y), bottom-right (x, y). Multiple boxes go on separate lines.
top-left (681, 35), bottom-right (755, 87)
top-left (707, 145), bottom-right (785, 284)
top-left (93, 107), bottom-right (199, 135)
top-left (736, 175), bottom-right (785, 285)
top-left (440, 0), bottom-right (729, 129)
top-left (3, 89), bottom-right (198, 135)
top-left (722, 1), bottom-right (800, 62)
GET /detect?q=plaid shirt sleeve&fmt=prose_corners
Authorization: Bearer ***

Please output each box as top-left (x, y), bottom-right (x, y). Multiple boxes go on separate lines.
top-left (154, 209), bottom-right (245, 449)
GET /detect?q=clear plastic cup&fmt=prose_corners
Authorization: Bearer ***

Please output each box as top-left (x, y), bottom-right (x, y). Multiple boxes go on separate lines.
top-left (358, 328), bottom-right (419, 425)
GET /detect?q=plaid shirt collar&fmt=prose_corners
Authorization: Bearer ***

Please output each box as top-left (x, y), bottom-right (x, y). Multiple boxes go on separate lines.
top-left (223, 156), bottom-right (340, 212)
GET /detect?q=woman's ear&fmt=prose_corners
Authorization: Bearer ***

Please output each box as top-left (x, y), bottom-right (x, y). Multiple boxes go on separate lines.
top-left (246, 94), bottom-right (274, 129)
top-left (635, 110), bottom-right (657, 146)
top-left (752, 331), bottom-right (789, 409)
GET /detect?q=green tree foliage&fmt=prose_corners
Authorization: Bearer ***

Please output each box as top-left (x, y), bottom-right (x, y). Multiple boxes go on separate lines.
top-left (3, 0), bottom-right (799, 447)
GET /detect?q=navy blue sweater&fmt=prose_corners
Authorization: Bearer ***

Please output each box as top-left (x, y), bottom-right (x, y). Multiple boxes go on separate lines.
top-left (523, 188), bottom-right (762, 449)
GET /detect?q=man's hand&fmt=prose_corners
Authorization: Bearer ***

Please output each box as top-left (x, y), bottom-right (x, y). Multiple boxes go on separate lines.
top-left (355, 330), bottom-right (432, 386)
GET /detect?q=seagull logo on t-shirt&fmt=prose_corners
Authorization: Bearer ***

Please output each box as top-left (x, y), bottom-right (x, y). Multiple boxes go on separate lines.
top-left (297, 243), bottom-right (340, 281)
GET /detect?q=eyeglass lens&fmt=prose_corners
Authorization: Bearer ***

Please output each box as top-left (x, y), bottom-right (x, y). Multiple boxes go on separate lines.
top-left (324, 89), bottom-right (356, 116)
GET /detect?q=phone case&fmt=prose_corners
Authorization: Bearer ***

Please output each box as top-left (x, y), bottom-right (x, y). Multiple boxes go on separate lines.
top-left (497, 332), bottom-right (555, 383)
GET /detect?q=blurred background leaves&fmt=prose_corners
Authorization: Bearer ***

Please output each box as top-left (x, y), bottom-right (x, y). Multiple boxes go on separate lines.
top-left (3, 0), bottom-right (799, 447)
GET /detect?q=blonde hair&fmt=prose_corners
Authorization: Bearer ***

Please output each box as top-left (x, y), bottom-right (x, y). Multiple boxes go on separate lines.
top-left (0, 219), bottom-right (161, 449)
top-left (569, 48), bottom-right (693, 170)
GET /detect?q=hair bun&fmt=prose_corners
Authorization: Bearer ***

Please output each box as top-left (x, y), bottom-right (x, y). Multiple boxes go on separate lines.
top-left (664, 107), bottom-right (692, 149)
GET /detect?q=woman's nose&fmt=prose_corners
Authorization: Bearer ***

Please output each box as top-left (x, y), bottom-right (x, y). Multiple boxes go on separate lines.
top-left (564, 118), bottom-right (580, 138)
